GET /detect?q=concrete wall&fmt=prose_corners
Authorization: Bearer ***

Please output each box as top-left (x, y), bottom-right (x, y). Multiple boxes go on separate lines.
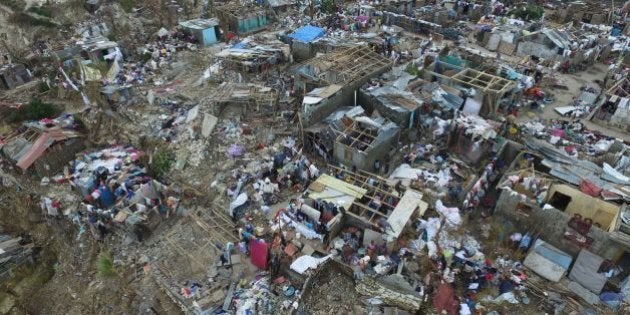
top-left (301, 88), bottom-right (349, 127)
top-left (333, 130), bottom-right (399, 171)
top-left (33, 138), bottom-right (85, 178)
top-left (300, 74), bottom-right (390, 126)
top-left (358, 89), bottom-right (416, 128)
top-left (494, 190), bottom-right (626, 260)
top-left (546, 184), bottom-right (620, 231)
top-left (292, 41), bottom-right (313, 62)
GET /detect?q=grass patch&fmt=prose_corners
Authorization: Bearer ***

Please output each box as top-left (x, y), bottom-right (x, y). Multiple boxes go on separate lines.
top-left (120, 0), bottom-right (136, 13)
top-left (27, 5), bottom-right (53, 17)
top-left (97, 251), bottom-right (114, 277)
top-left (8, 12), bottom-right (56, 28)
top-left (6, 99), bottom-right (61, 123)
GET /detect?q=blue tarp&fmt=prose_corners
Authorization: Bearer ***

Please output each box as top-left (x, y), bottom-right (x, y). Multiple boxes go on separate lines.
top-left (232, 42), bottom-right (247, 49)
top-left (288, 25), bottom-right (325, 43)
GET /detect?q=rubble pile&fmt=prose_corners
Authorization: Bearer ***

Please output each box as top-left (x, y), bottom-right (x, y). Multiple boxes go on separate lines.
top-left (1, 0), bottom-right (629, 314)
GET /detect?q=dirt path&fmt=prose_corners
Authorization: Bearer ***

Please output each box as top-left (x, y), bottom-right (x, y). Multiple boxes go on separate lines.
top-left (516, 63), bottom-right (630, 142)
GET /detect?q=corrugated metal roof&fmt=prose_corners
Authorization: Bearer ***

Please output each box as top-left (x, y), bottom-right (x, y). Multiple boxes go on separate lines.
top-left (179, 18), bottom-right (219, 30)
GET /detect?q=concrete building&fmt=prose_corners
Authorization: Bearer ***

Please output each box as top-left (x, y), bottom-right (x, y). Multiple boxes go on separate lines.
top-left (333, 116), bottom-right (400, 172)
top-left (216, 2), bottom-right (268, 35)
top-left (516, 28), bottom-right (572, 60)
top-left (590, 78), bottom-right (630, 133)
top-left (494, 147), bottom-right (630, 271)
top-left (0, 64), bottom-right (32, 90)
top-left (179, 18), bottom-right (220, 46)
top-left (294, 46), bottom-right (392, 126)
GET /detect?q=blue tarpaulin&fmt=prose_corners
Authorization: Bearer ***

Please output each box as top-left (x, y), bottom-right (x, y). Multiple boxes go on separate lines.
top-left (288, 25), bottom-right (325, 42)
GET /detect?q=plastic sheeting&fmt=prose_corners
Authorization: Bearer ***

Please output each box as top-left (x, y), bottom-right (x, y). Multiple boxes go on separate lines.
top-left (288, 25), bottom-right (326, 43)
top-left (290, 254), bottom-right (331, 274)
top-left (435, 200), bottom-right (461, 226)
top-left (228, 144), bottom-right (246, 158)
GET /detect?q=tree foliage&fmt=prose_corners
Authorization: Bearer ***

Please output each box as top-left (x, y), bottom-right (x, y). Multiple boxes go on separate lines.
top-left (7, 100), bottom-right (62, 123)
top-left (321, 0), bottom-right (335, 13)
top-left (509, 5), bottom-right (545, 21)
top-left (149, 147), bottom-right (174, 180)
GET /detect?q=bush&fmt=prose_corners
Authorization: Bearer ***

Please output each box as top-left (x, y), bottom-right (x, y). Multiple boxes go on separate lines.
top-left (150, 147), bottom-right (174, 180)
top-left (8, 12), bottom-right (56, 28)
top-left (321, 0), bottom-right (335, 13)
top-left (120, 0), bottom-right (136, 13)
top-left (97, 251), bottom-right (114, 277)
top-left (509, 5), bottom-right (545, 21)
top-left (7, 99), bottom-right (61, 123)
top-left (38, 81), bottom-right (50, 93)
top-left (28, 5), bottom-right (53, 18)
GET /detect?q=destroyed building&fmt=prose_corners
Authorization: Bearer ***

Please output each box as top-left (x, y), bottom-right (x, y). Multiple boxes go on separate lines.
top-left (591, 78), bottom-right (630, 132)
top-left (0, 115), bottom-right (84, 177)
top-left (179, 18), bottom-right (221, 46)
top-left (216, 2), bottom-right (268, 35)
top-left (0, 64), bottom-right (32, 90)
top-left (516, 28), bottom-right (573, 60)
top-left (295, 46), bottom-right (392, 126)
top-left (495, 138), bottom-right (630, 263)
top-left (80, 35), bottom-right (119, 64)
top-left (0, 235), bottom-right (34, 283)
top-left (3, 0), bottom-right (630, 313)
top-left (425, 55), bottom-right (517, 116)
top-left (205, 82), bottom-right (279, 116)
top-left (215, 39), bottom-right (289, 73)
top-left (333, 116), bottom-right (400, 172)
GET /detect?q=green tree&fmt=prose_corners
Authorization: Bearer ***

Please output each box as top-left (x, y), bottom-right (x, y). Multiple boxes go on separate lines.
top-left (149, 147), bottom-right (174, 180)
top-left (509, 5), bottom-right (545, 21)
top-left (7, 99), bottom-right (61, 123)
top-left (321, 0), bottom-right (335, 14)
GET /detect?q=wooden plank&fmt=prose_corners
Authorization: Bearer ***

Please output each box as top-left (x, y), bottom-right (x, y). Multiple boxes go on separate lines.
top-left (386, 189), bottom-right (427, 238)
top-left (313, 174), bottom-right (367, 198)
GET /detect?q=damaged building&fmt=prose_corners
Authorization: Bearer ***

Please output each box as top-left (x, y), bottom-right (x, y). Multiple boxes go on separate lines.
top-left (295, 46), bottom-right (392, 126)
top-left (0, 115), bottom-right (84, 177)
top-left (333, 116), bottom-right (400, 172)
top-left (495, 139), bottom-right (630, 280)
top-left (591, 77), bottom-right (630, 132)
top-left (179, 18), bottom-right (221, 46)
top-left (216, 2), bottom-right (268, 35)
top-left (0, 64), bottom-right (32, 90)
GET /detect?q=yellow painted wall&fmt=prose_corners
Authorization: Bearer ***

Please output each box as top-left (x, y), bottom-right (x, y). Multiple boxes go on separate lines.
top-left (546, 184), bottom-right (620, 231)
